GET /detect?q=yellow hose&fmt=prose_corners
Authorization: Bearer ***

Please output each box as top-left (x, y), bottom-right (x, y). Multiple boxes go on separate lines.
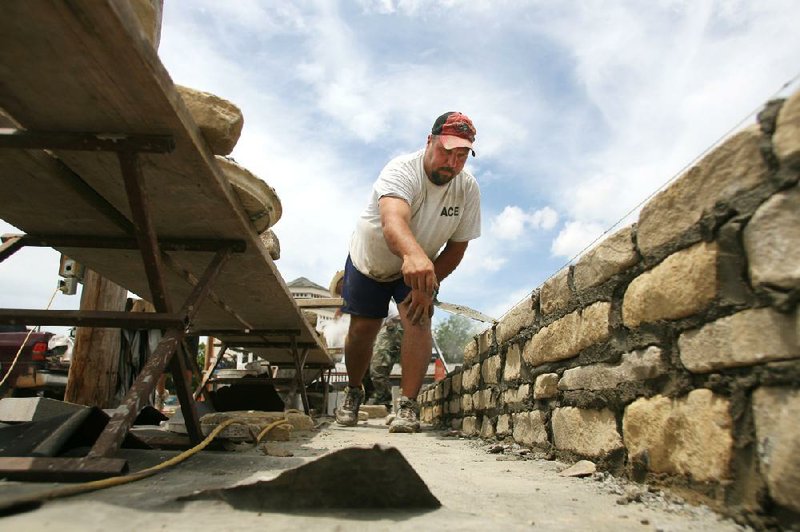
top-left (1, 414), bottom-right (294, 514)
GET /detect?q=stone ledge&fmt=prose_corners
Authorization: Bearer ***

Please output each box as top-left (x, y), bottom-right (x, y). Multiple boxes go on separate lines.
top-left (559, 346), bottom-right (666, 390)
top-left (481, 355), bottom-right (502, 385)
top-left (533, 373), bottom-right (559, 399)
top-left (773, 89), bottom-right (800, 168)
top-left (496, 293), bottom-right (537, 344)
top-left (512, 410), bottom-right (548, 447)
top-left (623, 389), bottom-right (733, 481)
top-left (573, 225), bottom-right (638, 292)
top-left (678, 307), bottom-right (799, 373)
top-left (637, 124), bottom-right (768, 255)
top-left (743, 185), bottom-right (800, 291)
top-left (752, 386), bottom-right (800, 513)
top-left (623, 242), bottom-right (718, 327)
top-left (523, 301), bottom-right (611, 366)
top-left (540, 267), bottom-right (572, 316)
top-left (552, 407), bottom-right (622, 458)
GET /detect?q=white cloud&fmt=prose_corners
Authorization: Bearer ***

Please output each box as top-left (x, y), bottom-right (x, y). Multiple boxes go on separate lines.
top-left (491, 205), bottom-right (558, 240)
top-left (550, 220), bottom-right (606, 260)
top-left (3, 1), bottom-right (799, 332)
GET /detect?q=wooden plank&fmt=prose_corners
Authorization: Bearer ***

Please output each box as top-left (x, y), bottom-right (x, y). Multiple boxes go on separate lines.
top-left (0, 1), bottom-right (331, 367)
top-left (0, 457), bottom-right (128, 482)
top-left (296, 297), bottom-right (344, 309)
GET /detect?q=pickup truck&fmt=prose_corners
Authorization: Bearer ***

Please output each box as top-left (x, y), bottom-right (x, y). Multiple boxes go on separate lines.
top-left (0, 324), bottom-right (70, 398)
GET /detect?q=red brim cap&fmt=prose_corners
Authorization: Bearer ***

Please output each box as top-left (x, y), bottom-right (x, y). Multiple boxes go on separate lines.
top-left (439, 134), bottom-right (474, 150)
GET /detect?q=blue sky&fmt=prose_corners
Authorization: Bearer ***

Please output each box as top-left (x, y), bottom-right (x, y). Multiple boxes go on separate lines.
top-left (2, 0), bottom-right (799, 329)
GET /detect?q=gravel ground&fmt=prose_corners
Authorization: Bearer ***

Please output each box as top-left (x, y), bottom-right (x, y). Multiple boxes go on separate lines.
top-left (0, 417), bottom-right (750, 531)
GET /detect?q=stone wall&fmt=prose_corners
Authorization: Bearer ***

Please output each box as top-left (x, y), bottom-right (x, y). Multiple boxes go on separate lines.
top-left (418, 90), bottom-right (800, 528)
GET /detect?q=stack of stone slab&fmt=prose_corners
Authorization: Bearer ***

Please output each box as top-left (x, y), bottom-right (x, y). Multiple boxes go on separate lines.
top-left (135, 0), bottom-right (282, 260)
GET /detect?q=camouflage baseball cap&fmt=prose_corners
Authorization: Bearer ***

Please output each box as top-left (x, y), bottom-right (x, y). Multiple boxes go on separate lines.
top-left (431, 111), bottom-right (477, 154)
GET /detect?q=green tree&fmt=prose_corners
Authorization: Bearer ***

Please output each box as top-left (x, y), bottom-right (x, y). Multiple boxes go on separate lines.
top-left (434, 314), bottom-right (481, 364)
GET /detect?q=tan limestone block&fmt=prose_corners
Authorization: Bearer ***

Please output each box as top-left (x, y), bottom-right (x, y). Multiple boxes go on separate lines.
top-left (503, 343), bottom-right (523, 382)
top-left (480, 417), bottom-right (496, 439)
top-left (516, 384), bottom-right (531, 402)
top-left (472, 391), bottom-right (483, 411)
top-left (637, 125), bottom-right (768, 254)
top-left (559, 346), bottom-right (666, 390)
top-left (461, 393), bottom-right (474, 413)
top-left (623, 242), bottom-right (717, 327)
top-left (462, 364), bottom-right (481, 392)
top-left (533, 373), bottom-right (560, 399)
top-left (496, 414), bottom-right (512, 436)
top-left (502, 388), bottom-right (518, 406)
top-left (178, 86), bottom-right (244, 156)
top-left (258, 229), bottom-right (280, 260)
top-left (679, 307), bottom-right (799, 373)
top-left (215, 156), bottom-right (282, 233)
top-left (573, 225), bottom-right (638, 291)
top-left (743, 186), bottom-right (800, 291)
top-left (481, 388), bottom-right (496, 410)
top-left (540, 267), bottom-right (571, 316)
top-left (773, 89), bottom-right (800, 167)
top-left (462, 416), bottom-right (478, 436)
top-left (552, 407), bottom-right (623, 458)
top-left (623, 389), bottom-right (733, 481)
top-left (421, 406), bottom-right (433, 423)
top-left (752, 387), bottom-right (800, 513)
top-left (481, 355), bottom-right (502, 385)
top-left (512, 411), bottom-right (549, 447)
top-left (463, 338), bottom-right (479, 366)
top-left (433, 403), bottom-right (443, 420)
top-left (523, 302), bottom-right (611, 366)
top-left (478, 327), bottom-right (494, 356)
top-left (451, 371), bottom-right (463, 394)
top-left (448, 396), bottom-right (461, 415)
top-left (496, 292), bottom-right (537, 344)
top-left (360, 404), bottom-right (388, 419)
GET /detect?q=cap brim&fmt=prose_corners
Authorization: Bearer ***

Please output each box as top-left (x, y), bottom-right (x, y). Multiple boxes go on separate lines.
top-left (439, 135), bottom-right (473, 150)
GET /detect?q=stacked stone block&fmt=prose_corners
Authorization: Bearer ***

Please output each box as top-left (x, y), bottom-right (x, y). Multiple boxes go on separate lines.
top-left (418, 90), bottom-right (800, 526)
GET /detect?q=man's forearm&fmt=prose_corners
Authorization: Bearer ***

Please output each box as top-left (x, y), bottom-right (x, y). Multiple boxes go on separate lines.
top-left (434, 240), bottom-right (468, 284)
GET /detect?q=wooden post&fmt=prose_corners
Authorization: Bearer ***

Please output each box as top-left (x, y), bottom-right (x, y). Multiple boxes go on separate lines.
top-left (64, 269), bottom-right (127, 407)
top-left (205, 336), bottom-right (215, 371)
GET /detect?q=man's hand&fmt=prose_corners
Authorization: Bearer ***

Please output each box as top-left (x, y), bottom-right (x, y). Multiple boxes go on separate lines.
top-left (400, 252), bottom-right (438, 325)
top-left (401, 287), bottom-right (435, 326)
top-left (401, 252), bottom-right (437, 294)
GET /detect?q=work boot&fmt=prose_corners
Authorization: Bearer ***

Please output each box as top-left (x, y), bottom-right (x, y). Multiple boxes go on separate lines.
top-left (388, 396), bottom-right (420, 433)
top-left (335, 385), bottom-right (365, 427)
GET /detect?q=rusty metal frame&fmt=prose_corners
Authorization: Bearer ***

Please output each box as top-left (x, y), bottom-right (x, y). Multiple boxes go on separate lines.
top-left (0, 129), bottom-right (242, 466)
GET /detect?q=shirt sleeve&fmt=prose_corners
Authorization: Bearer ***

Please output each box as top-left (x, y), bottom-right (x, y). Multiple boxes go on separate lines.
top-left (450, 176), bottom-right (482, 242)
top-left (374, 158), bottom-right (415, 205)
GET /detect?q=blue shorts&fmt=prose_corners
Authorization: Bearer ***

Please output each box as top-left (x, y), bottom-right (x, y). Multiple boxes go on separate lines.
top-left (341, 255), bottom-right (411, 319)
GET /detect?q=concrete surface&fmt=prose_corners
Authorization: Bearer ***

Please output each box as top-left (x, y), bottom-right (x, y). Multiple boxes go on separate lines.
top-left (0, 418), bottom-right (747, 531)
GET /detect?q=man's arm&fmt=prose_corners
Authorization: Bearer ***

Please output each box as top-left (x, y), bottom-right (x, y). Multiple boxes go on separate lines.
top-left (433, 240), bottom-right (468, 283)
top-left (379, 196), bottom-right (436, 324)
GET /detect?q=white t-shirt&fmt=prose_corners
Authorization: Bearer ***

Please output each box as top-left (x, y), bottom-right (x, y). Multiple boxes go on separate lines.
top-left (349, 149), bottom-right (481, 281)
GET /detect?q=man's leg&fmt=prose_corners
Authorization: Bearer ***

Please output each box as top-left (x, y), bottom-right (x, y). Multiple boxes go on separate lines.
top-left (397, 309), bottom-right (432, 400)
top-left (344, 316), bottom-right (383, 387)
top-left (335, 315), bottom-right (383, 426)
top-left (388, 300), bottom-right (431, 433)
top-left (369, 361), bottom-right (393, 406)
